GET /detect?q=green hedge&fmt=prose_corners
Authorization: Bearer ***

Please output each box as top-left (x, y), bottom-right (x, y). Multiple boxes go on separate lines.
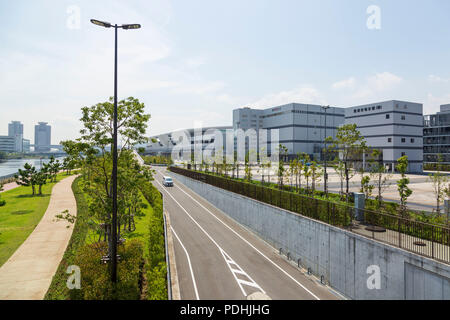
top-left (139, 182), bottom-right (168, 300)
top-left (424, 163), bottom-right (450, 171)
top-left (69, 240), bottom-right (144, 300)
top-left (45, 176), bottom-right (91, 300)
top-left (46, 176), bottom-right (168, 300)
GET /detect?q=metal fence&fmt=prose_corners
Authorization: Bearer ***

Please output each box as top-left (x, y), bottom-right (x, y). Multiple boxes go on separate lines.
top-left (169, 166), bottom-right (450, 264)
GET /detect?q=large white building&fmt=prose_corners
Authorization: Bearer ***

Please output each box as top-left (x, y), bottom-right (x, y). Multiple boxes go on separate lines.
top-left (144, 126), bottom-right (232, 158)
top-left (344, 100), bottom-right (423, 173)
top-left (233, 103), bottom-right (345, 160)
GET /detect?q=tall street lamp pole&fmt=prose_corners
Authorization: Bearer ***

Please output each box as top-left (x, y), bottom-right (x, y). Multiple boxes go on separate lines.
top-left (322, 105), bottom-right (330, 197)
top-left (90, 19), bottom-right (141, 283)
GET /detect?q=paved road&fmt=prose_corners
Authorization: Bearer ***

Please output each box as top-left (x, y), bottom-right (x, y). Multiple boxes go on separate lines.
top-left (152, 167), bottom-right (343, 300)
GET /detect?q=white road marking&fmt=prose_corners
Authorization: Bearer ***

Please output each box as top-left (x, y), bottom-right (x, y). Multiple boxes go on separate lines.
top-left (155, 177), bottom-right (264, 298)
top-left (156, 168), bottom-right (321, 300)
top-left (170, 226), bottom-right (200, 300)
top-left (219, 247), bottom-right (265, 296)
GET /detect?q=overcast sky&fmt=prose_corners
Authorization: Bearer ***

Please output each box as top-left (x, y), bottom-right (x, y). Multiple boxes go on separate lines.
top-left (1, 0), bottom-right (450, 144)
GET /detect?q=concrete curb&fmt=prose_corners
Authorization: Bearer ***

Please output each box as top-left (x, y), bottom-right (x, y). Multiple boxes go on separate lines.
top-left (164, 210), bottom-right (181, 300)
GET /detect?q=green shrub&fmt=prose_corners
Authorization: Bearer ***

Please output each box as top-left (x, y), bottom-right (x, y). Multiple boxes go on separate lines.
top-left (140, 182), bottom-right (168, 300)
top-left (146, 261), bottom-right (167, 300)
top-left (45, 176), bottom-right (90, 300)
top-left (70, 239), bottom-right (144, 300)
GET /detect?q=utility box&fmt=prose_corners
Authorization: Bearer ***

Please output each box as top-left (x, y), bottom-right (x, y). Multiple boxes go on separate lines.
top-left (354, 192), bottom-right (365, 221)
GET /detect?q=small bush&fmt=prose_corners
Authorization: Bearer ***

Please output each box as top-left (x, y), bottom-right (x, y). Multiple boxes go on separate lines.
top-left (0, 199), bottom-right (5, 207)
top-left (146, 262), bottom-right (167, 300)
top-left (70, 239), bottom-right (144, 300)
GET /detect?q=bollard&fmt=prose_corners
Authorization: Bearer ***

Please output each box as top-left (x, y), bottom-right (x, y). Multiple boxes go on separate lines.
top-left (354, 192), bottom-right (365, 222)
top-left (307, 267), bottom-right (312, 275)
top-left (279, 248), bottom-right (283, 255)
top-left (320, 275), bottom-right (325, 285)
top-left (287, 252), bottom-right (291, 261)
top-left (297, 258), bottom-right (301, 268)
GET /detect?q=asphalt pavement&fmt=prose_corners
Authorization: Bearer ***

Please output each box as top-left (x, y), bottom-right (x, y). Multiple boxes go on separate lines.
top-left (152, 167), bottom-right (344, 300)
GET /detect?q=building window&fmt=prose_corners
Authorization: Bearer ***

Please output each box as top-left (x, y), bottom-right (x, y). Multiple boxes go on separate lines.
top-left (401, 152), bottom-right (406, 156)
top-left (354, 110), bottom-right (357, 113)
top-left (386, 114), bottom-right (390, 119)
top-left (401, 115), bottom-right (406, 120)
top-left (388, 138), bottom-right (392, 143)
top-left (411, 138), bottom-right (415, 143)
top-left (377, 105), bottom-right (382, 110)
top-left (401, 138), bottom-right (406, 143)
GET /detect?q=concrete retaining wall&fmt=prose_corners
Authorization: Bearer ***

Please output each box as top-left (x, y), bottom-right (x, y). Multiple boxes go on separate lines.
top-left (171, 172), bottom-right (450, 300)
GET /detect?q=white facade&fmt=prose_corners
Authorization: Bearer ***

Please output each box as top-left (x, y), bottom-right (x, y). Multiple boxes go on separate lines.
top-left (144, 126), bottom-right (232, 158)
top-left (345, 100), bottom-right (423, 173)
top-left (233, 103), bottom-right (345, 160)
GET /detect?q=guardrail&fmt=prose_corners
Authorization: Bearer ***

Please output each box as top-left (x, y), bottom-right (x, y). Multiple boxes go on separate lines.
top-left (169, 166), bottom-right (450, 264)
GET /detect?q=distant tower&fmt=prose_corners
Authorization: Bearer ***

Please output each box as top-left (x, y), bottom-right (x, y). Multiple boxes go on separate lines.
top-left (34, 122), bottom-right (51, 152)
top-left (8, 121), bottom-right (24, 152)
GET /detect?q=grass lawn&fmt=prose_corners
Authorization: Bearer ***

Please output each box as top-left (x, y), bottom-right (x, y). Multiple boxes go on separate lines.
top-left (0, 173), bottom-right (71, 267)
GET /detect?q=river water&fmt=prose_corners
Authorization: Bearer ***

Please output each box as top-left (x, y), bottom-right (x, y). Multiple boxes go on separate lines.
top-left (0, 157), bottom-right (65, 178)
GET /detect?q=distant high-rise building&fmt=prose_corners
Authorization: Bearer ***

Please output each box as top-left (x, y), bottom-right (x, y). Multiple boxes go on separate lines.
top-left (8, 121), bottom-right (23, 137)
top-left (35, 122), bottom-right (51, 152)
top-left (7, 121), bottom-right (24, 152)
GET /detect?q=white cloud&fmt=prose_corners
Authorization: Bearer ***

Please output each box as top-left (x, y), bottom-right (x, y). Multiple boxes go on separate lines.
top-left (366, 72), bottom-right (403, 91)
top-left (332, 77), bottom-right (356, 90)
top-left (244, 86), bottom-right (326, 109)
top-left (184, 57), bottom-right (206, 68)
top-left (347, 72), bottom-right (403, 101)
top-left (428, 74), bottom-right (450, 83)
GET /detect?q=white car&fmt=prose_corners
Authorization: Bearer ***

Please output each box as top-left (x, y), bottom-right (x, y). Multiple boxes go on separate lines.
top-left (162, 176), bottom-right (173, 187)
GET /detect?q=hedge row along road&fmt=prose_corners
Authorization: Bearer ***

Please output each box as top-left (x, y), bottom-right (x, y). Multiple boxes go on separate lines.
top-left (152, 166), bottom-right (342, 300)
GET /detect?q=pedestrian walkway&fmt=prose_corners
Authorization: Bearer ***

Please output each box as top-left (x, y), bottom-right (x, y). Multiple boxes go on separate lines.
top-left (0, 182), bottom-right (19, 193)
top-left (0, 175), bottom-right (78, 300)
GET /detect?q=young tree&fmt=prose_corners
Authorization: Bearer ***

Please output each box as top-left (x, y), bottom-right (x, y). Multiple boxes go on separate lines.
top-left (276, 144), bottom-right (288, 188)
top-left (43, 156), bottom-right (61, 182)
top-left (309, 161), bottom-right (322, 194)
top-left (428, 154), bottom-right (448, 215)
top-left (397, 155), bottom-right (412, 217)
top-left (369, 149), bottom-right (392, 209)
top-left (33, 169), bottom-right (48, 195)
top-left (15, 163), bottom-right (37, 195)
top-left (296, 153), bottom-right (307, 192)
top-left (332, 124), bottom-right (366, 201)
top-left (77, 96), bottom-right (151, 258)
top-left (288, 159), bottom-right (298, 191)
top-left (333, 160), bottom-right (346, 199)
